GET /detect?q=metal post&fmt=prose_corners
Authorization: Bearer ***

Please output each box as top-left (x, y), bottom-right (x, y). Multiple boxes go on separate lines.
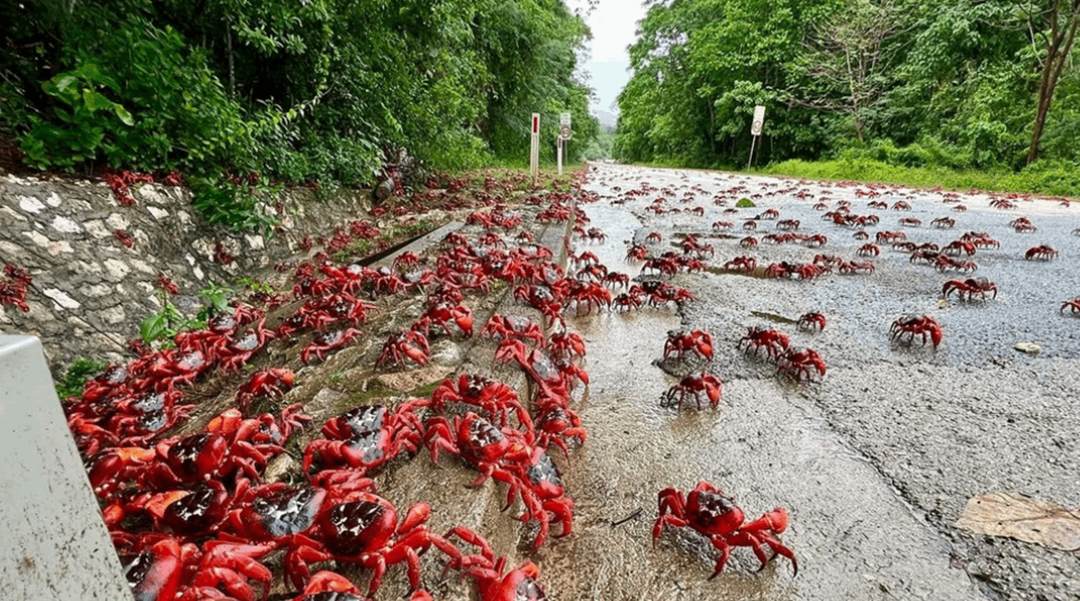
top-left (530, 113), bottom-right (540, 183)
top-left (557, 137), bottom-right (563, 176)
top-left (747, 134), bottom-right (757, 171)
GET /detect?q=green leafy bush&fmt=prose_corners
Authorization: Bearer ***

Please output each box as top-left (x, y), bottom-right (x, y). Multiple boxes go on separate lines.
top-left (189, 178), bottom-right (280, 237)
top-left (20, 63), bottom-right (133, 170)
top-left (55, 358), bottom-right (108, 399)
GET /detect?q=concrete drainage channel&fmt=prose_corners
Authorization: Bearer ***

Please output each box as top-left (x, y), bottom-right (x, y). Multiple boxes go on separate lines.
top-left (353, 210), bottom-right (579, 601)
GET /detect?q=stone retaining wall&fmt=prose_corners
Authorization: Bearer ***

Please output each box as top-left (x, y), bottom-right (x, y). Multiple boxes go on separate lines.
top-left (0, 174), bottom-right (373, 374)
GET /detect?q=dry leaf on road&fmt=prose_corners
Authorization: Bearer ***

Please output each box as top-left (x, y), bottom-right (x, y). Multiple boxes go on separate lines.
top-left (956, 491), bottom-right (1080, 551)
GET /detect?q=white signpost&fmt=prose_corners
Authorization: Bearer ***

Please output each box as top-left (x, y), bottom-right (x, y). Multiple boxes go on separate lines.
top-left (557, 112), bottom-right (572, 175)
top-left (530, 113), bottom-right (540, 181)
top-left (748, 104), bottom-right (765, 170)
top-left (557, 136), bottom-right (563, 176)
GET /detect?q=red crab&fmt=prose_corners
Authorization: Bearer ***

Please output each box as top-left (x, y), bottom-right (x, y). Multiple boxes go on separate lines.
top-left (723, 256), bottom-right (757, 273)
top-left (890, 315), bottom-right (943, 348)
top-left (301, 328), bottom-right (363, 364)
top-left (424, 412), bottom-right (532, 487)
top-left (934, 255), bottom-right (978, 273)
top-left (291, 571), bottom-right (435, 601)
top-left (131, 349), bottom-right (212, 392)
top-left (413, 302), bottom-right (474, 338)
top-left (584, 227), bottom-right (607, 243)
top-left (797, 312), bottom-right (826, 332)
top-left (564, 281), bottom-right (612, 314)
top-left (225, 471), bottom-right (461, 595)
top-left (942, 278), bottom-right (997, 302)
top-left (1011, 216), bottom-right (1037, 232)
top-left (376, 330), bottom-right (430, 367)
top-left (451, 554), bottom-right (547, 601)
top-left (838, 260), bottom-right (874, 275)
top-left (106, 390), bottom-right (197, 445)
top-left (664, 329), bottom-right (714, 362)
top-left (653, 481), bottom-right (796, 577)
top-left (214, 319), bottom-right (276, 372)
top-left (613, 289), bottom-right (644, 312)
top-left (117, 536), bottom-right (197, 601)
top-left (534, 398), bottom-right (586, 457)
top-left (317, 292), bottom-right (377, 328)
top-left (105, 479), bottom-right (237, 537)
top-left (645, 231), bottom-right (663, 243)
top-left (503, 446), bottom-right (575, 548)
top-left (738, 327), bottom-right (790, 360)
top-left (303, 404), bottom-right (423, 473)
top-left (405, 374), bottom-right (534, 434)
top-left (777, 347), bottom-right (826, 382)
top-left (548, 331), bottom-right (586, 362)
top-left (495, 338), bottom-right (586, 394)
top-left (114, 229), bottom-right (135, 248)
top-left (235, 368), bottom-right (295, 415)
top-left (644, 282), bottom-right (694, 308)
top-left (662, 373), bottom-right (722, 410)
top-left (931, 217), bottom-right (956, 229)
top-left (856, 243), bottom-right (880, 257)
top-left (144, 406), bottom-right (307, 488)
top-left (393, 251), bottom-right (421, 269)
top-left (0, 264), bottom-right (32, 312)
top-left (1025, 245), bottom-right (1057, 261)
top-left (1061, 298), bottom-right (1080, 315)
top-left (943, 240), bottom-right (977, 257)
top-left (481, 315), bottom-right (546, 347)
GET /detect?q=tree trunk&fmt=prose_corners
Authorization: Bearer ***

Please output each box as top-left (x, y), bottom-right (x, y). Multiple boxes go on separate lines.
top-left (1027, 2), bottom-right (1080, 165)
top-left (226, 17), bottom-right (235, 97)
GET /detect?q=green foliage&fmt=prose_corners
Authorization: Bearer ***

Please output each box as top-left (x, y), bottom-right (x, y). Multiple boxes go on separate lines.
top-left (0, 0), bottom-right (598, 190)
top-left (195, 280), bottom-right (234, 322)
top-left (736, 198), bottom-right (755, 207)
top-left (55, 358), bottom-right (108, 399)
top-left (764, 157), bottom-right (1080, 197)
top-left (613, 0), bottom-right (1080, 176)
top-left (20, 63), bottom-right (133, 170)
top-left (189, 177), bottom-right (280, 237)
top-left (139, 301), bottom-right (194, 345)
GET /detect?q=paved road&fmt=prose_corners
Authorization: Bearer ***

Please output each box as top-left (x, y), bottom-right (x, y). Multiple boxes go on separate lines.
top-left (544, 164), bottom-right (1079, 601)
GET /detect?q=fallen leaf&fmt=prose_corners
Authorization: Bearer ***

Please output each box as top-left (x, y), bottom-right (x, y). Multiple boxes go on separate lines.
top-left (956, 491), bottom-right (1080, 551)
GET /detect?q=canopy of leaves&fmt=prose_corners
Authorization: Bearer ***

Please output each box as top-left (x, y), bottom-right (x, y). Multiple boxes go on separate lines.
top-left (613, 0), bottom-right (1080, 172)
top-left (0, 0), bottom-right (599, 185)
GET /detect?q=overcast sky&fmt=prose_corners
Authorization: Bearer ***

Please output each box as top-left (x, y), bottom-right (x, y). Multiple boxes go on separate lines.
top-left (570, 0), bottom-right (648, 114)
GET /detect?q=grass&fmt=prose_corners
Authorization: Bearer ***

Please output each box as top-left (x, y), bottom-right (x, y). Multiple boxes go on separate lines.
top-left (759, 158), bottom-right (1080, 199)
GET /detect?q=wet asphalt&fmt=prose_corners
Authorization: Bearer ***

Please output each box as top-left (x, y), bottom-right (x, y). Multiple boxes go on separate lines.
top-left (552, 164), bottom-right (1080, 601)
top-left (265, 164), bottom-right (1079, 601)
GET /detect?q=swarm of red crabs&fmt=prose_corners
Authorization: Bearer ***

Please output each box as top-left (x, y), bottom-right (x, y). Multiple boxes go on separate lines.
top-left (59, 183), bottom-right (620, 601)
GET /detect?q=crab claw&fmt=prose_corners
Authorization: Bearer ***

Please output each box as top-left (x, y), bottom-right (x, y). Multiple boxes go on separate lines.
top-left (743, 507), bottom-right (789, 534)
